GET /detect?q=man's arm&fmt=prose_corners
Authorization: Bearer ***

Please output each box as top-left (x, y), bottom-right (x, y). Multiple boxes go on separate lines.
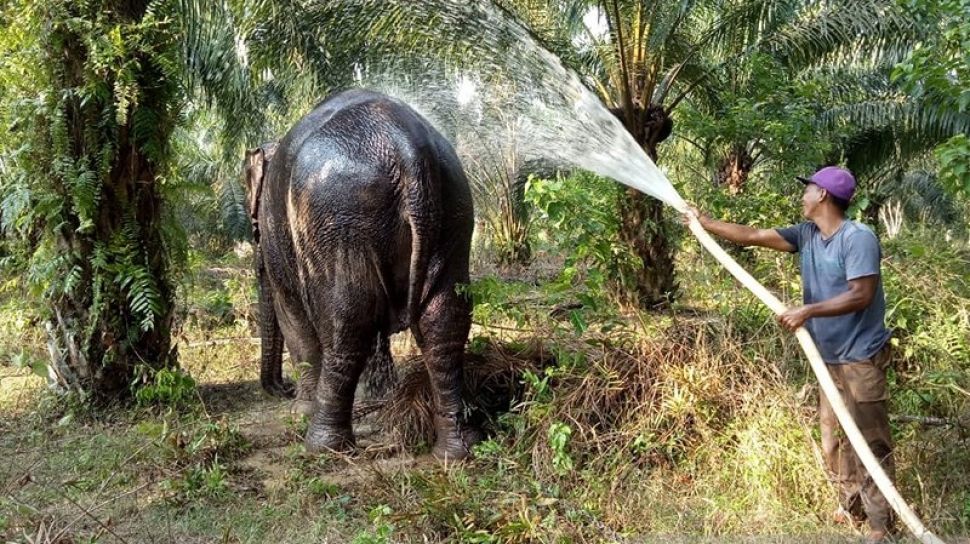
top-left (685, 208), bottom-right (795, 252)
top-left (776, 275), bottom-right (879, 331)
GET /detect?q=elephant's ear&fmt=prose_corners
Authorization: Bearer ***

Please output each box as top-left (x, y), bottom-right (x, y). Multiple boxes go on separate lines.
top-left (244, 147), bottom-right (268, 242)
top-left (243, 143), bottom-right (278, 243)
top-left (244, 148), bottom-right (265, 220)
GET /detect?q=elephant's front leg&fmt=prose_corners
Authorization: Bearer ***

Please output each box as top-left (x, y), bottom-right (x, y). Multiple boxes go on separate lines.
top-left (418, 287), bottom-right (481, 461)
top-left (256, 257), bottom-right (294, 398)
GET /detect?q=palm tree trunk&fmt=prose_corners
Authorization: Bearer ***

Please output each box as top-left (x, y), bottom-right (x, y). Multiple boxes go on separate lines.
top-left (614, 104), bottom-right (678, 307)
top-left (42, 0), bottom-right (176, 399)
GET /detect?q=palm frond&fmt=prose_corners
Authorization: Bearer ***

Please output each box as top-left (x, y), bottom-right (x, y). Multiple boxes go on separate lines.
top-left (863, 165), bottom-right (964, 229)
top-left (894, 170), bottom-right (964, 228)
top-left (762, 0), bottom-right (918, 72)
top-left (177, 0), bottom-right (266, 148)
top-left (821, 97), bottom-right (970, 150)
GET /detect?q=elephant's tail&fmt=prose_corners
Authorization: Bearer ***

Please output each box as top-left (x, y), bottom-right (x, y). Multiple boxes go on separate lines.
top-left (403, 162), bottom-right (442, 347)
top-left (406, 224), bottom-right (426, 346)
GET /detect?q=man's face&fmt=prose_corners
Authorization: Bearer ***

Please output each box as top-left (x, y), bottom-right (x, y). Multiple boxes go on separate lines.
top-left (801, 182), bottom-right (824, 219)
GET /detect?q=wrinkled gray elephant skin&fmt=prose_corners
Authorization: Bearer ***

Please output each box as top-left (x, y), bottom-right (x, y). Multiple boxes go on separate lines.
top-left (243, 89), bottom-right (480, 460)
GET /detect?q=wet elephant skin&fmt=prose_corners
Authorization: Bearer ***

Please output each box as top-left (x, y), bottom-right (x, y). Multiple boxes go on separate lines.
top-left (243, 89), bottom-right (480, 460)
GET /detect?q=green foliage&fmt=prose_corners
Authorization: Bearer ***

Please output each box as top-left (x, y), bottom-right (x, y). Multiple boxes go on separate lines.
top-left (547, 421), bottom-right (574, 475)
top-left (463, 276), bottom-right (533, 328)
top-left (133, 366), bottom-right (197, 408)
top-left (688, 170), bottom-right (802, 231)
top-left (10, 348), bottom-right (47, 379)
top-left (527, 172), bottom-right (638, 302)
top-left (522, 369), bottom-right (552, 404)
top-left (0, 0), bottom-right (185, 395)
top-left (112, 217), bottom-right (166, 333)
top-left (881, 229), bottom-right (970, 416)
top-left (168, 109), bottom-right (254, 249)
top-left (935, 134), bottom-right (970, 197)
top-left (679, 52), bottom-right (832, 186)
top-left (892, 0), bottom-right (970, 114)
top-left (164, 457), bottom-right (230, 500)
top-left (306, 477), bottom-right (344, 499)
top-left (352, 505), bottom-right (395, 544)
top-left (458, 116), bottom-right (534, 267)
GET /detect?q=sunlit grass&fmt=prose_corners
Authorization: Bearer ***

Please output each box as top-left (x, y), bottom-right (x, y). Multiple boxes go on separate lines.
top-left (1, 227), bottom-right (968, 542)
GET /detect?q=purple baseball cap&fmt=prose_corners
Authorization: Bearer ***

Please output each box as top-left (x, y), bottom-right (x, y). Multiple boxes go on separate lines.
top-left (797, 166), bottom-right (856, 201)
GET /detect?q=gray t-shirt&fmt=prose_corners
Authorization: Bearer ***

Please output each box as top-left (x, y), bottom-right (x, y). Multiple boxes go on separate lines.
top-left (776, 220), bottom-right (891, 364)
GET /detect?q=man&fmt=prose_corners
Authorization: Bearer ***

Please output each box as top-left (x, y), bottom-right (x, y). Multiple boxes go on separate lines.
top-left (686, 166), bottom-right (895, 542)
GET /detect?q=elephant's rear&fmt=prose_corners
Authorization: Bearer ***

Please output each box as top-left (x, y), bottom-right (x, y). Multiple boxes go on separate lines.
top-left (275, 90), bottom-right (474, 336)
top-left (256, 89), bottom-right (479, 459)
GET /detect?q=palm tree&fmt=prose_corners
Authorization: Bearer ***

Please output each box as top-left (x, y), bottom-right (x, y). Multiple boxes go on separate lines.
top-left (168, 109), bottom-right (253, 248)
top-left (686, 0), bottom-right (966, 206)
top-left (0, 1), bottom-right (187, 396)
top-left (820, 81), bottom-right (970, 227)
top-left (502, 0), bottom-right (788, 305)
top-left (505, 0), bottom-right (964, 303)
top-left (0, 0), bottom-right (359, 397)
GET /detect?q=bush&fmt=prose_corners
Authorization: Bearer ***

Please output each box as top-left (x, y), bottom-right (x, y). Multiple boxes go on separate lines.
top-left (526, 171), bottom-right (641, 304)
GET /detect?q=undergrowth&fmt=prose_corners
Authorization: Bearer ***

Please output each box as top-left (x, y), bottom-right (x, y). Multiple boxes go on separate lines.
top-left (1, 213), bottom-right (969, 542)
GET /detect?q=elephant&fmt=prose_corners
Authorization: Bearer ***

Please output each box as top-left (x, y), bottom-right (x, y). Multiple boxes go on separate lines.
top-left (243, 89), bottom-right (480, 460)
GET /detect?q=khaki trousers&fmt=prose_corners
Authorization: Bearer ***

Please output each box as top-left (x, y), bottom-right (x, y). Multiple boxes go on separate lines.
top-left (819, 345), bottom-right (895, 532)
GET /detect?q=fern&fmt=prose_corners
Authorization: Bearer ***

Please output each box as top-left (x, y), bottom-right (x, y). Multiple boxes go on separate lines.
top-left (0, 182), bottom-right (31, 235)
top-left (63, 264), bottom-right (83, 296)
top-left (67, 159), bottom-right (101, 233)
top-left (113, 217), bottom-right (164, 333)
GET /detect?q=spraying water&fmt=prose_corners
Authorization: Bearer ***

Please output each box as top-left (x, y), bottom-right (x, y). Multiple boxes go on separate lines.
top-left (314, 1), bottom-right (942, 541)
top-left (322, 0), bottom-right (687, 211)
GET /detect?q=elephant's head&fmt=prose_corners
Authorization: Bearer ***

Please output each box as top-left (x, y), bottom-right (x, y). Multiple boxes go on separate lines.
top-left (242, 142), bottom-right (277, 243)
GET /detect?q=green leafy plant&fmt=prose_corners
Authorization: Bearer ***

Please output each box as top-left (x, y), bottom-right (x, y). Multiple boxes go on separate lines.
top-left (527, 172), bottom-right (644, 306)
top-left (547, 421), bottom-right (574, 475)
top-left (133, 367), bottom-right (197, 408)
top-left (163, 456), bottom-right (230, 500)
top-left (935, 134), bottom-right (970, 196)
top-left (352, 504), bottom-right (395, 544)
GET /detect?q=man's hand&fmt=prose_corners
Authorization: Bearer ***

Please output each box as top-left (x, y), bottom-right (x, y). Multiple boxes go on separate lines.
top-left (681, 206), bottom-right (709, 228)
top-left (681, 205), bottom-right (795, 251)
top-left (777, 305), bottom-right (813, 332)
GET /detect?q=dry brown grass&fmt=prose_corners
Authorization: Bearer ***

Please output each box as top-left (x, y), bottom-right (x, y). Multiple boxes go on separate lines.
top-left (377, 337), bottom-right (553, 449)
top-left (351, 315), bottom-right (846, 539)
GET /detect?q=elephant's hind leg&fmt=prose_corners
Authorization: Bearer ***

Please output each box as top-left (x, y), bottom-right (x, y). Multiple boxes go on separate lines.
top-left (288, 337), bottom-right (322, 417)
top-left (416, 285), bottom-right (481, 461)
top-left (306, 278), bottom-right (380, 454)
top-left (272, 303), bottom-right (323, 416)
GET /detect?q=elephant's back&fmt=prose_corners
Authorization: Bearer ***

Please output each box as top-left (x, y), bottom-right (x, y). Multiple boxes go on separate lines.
top-left (279, 89), bottom-right (470, 222)
top-left (283, 95), bottom-right (417, 232)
